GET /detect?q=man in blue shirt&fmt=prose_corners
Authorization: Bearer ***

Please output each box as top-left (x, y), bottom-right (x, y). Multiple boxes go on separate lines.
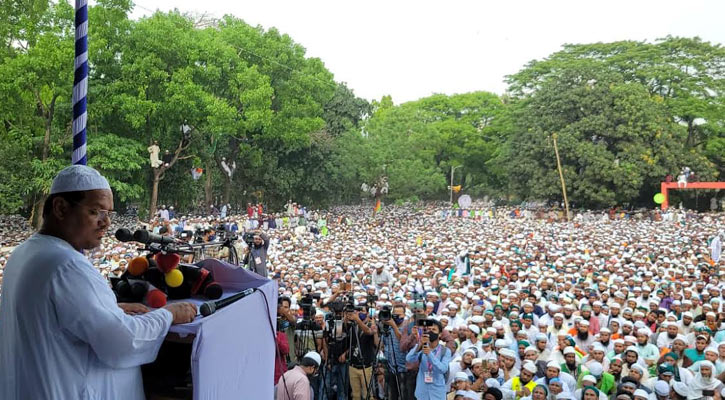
top-left (381, 305), bottom-right (408, 400)
top-left (405, 318), bottom-right (452, 400)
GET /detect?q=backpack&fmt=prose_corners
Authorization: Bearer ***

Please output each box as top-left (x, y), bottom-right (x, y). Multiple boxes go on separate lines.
top-left (418, 346), bottom-right (450, 382)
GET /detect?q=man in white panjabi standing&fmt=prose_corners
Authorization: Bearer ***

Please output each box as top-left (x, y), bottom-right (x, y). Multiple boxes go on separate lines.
top-left (0, 165), bottom-right (197, 399)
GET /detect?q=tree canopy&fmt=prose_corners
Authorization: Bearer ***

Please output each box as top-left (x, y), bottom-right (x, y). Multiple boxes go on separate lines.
top-left (0, 2), bottom-right (722, 217)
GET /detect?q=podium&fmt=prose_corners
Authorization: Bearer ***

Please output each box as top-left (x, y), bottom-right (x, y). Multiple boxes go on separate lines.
top-left (144, 259), bottom-right (277, 400)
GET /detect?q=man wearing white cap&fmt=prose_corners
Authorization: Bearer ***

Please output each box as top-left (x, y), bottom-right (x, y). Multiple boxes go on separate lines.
top-left (0, 165), bottom-right (197, 400)
top-left (277, 351), bottom-right (321, 400)
top-left (447, 349), bottom-right (476, 391)
top-left (457, 324), bottom-right (483, 357)
top-left (501, 361), bottom-right (538, 400)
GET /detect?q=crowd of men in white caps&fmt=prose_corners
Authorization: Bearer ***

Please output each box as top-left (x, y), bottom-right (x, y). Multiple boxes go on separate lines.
top-left (1, 200), bottom-right (725, 400)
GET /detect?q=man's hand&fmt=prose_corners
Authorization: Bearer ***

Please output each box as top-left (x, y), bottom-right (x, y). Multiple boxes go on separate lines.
top-left (164, 302), bottom-right (198, 325)
top-left (338, 353), bottom-right (346, 363)
top-left (421, 334), bottom-right (431, 354)
top-left (118, 303), bottom-right (149, 315)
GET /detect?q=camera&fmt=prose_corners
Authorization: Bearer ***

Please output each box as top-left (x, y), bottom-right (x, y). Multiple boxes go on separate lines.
top-left (378, 305), bottom-right (392, 322)
top-left (215, 224), bottom-right (238, 241)
top-left (344, 296), bottom-right (356, 313)
top-left (299, 294), bottom-right (316, 320)
top-left (242, 232), bottom-right (255, 247)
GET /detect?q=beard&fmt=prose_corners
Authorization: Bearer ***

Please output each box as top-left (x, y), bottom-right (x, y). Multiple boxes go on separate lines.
top-left (683, 321), bottom-right (692, 326)
top-left (668, 332), bottom-right (677, 339)
top-left (577, 331), bottom-right (589, 341)
top-left (497, 333), bottom-right (505, 339)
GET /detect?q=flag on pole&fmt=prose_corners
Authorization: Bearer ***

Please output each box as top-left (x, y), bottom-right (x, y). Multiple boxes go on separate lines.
top-left (374, 199), bottom-right (382, 213)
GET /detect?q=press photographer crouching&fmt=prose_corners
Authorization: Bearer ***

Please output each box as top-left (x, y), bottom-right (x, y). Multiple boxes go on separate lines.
top-left (276, 351), bottom-right (322, 400)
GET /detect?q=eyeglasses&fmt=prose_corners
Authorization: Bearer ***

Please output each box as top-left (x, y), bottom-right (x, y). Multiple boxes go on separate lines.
top-left (67, 200), bottom-right (116, 222)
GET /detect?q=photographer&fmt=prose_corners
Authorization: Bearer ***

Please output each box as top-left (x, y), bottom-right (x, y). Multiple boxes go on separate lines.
top-left (404, 318), bottom-right (452, 400)
top-left (278, 296), bottom-right (298, 364)
top-left (243, 231), bottom-right (269, 277)
top-left (346, 306), bottom-right (379, 400)
top-left (380, 305), bottom-right (408, 400)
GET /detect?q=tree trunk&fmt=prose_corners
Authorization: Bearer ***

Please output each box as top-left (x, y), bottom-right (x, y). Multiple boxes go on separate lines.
top-left (150, 169), bottom-right (161, 220)
top-left (205, 160), bottom-right (213, 208)
top-left (30, 196), bottom-right (44, 229)
top-left (223, 178), bottom-right (231, 205)
top-left (42, 121), bottom-right (51, 161)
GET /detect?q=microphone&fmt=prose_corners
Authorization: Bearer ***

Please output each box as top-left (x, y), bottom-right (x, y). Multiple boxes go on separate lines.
top-left (115, 228), bottom-right (134, 242)
top-left (200, 288), bottom-right (256, 317)
top-left (133, 229), bottom-right (176, 245)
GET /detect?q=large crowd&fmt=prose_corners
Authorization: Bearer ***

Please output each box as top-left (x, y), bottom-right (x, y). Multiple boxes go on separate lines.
top-left (1, 201), bottom-right (724, 400)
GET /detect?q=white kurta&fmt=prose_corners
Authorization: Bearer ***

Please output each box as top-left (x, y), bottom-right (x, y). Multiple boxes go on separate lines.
top-left (0, 234), bottom-right (173, 400)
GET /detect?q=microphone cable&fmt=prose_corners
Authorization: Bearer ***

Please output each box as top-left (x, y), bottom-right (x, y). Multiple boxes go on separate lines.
top-left (259, 288), bottom-right (293, 400)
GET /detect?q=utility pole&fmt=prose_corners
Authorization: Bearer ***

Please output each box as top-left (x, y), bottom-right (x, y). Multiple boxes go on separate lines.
top-left (450, 165), bottom-right (461, 204)
top-left (552, 133), bottom-right (570, 222)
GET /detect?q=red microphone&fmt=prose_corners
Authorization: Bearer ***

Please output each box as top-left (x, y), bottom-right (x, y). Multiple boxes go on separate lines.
top-left (145, 288), bottom-right (167, 308)
top-left (155, 252), bottom-right (180, 274)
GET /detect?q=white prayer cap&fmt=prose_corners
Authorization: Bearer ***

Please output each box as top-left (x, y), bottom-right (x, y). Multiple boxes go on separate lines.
top-left (50, 165), bottom-right (110, 195)
top-left (455, 371), bottom-right (469, 381)
top-left (672, 382), bottom-right (690, 398)
top-left (633, 389), bottom-right (649, 399)
top-left (582, 374), bottom-right (597, 384)
top-left (499, 348), bottom-right (516, 358)
top-left (522, 362), bottom-right (537, 374)
top-left (654, 381), bottom-right (670, 397)
top-left (485, 378), bottom-right (500, 389)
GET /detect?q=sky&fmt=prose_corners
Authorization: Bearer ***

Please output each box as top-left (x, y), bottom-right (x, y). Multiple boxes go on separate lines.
top-left (128, 0), bottom-right (725, 104)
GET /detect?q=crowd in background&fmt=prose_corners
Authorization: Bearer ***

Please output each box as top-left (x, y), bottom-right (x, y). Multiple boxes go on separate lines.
top-left (1, 201), bottom-right (724, 400)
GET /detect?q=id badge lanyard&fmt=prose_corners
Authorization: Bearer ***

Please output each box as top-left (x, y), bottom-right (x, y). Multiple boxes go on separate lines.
top-left (424, 345), bottom-right (442, 383)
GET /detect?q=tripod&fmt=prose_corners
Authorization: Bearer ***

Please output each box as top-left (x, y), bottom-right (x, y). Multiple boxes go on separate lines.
top-left (377, 325), bottom-right (404, 400)
top-left (348, 321), bottom-right (378, 400)
top-left (295, 318), bottom-right (330, 400)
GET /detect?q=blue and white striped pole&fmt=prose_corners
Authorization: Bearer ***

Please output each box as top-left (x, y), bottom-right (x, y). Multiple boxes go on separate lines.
top-left (72, 0), bottom-right (88, 165)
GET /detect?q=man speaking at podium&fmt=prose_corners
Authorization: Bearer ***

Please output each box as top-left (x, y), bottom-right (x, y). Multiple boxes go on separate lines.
top-left (0, 165), bottom-right (197, 400)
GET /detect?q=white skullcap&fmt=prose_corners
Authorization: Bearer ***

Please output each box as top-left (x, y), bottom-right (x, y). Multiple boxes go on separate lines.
top-left (563, 346), bottom-right (575, 355)
top-left (468, 325), bottom-right (481, 335)
top-left (654, 381), bottom-right (670, 397)
top-left (485, 378), bottom-right (501, 389)
top-left (50, 165), bottom-right (111, 194)
top-left (633, 389), bottom-right (649, 399)
top-left (547, 360), bottom-right (561, 370)
top-left (499, 348), bottom-right (516, 359)
top-left (672, 382), bottom-right (690, 398)
top-left (582, 374), bottom-right (597, 383)
top-left (588, 362), bottom-right (603, 376)
top-left (455, 371), bottom-right (470, 381)
top-left (522, 362), bottom-right (537, 374)
top-left (303, 351), bottom-right (321, 366)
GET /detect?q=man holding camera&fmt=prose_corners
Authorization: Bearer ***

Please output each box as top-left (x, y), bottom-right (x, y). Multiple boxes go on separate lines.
top-left (405, 318), bottom-right (452, 400)
top-left (243, 230), bottom-right (269, 277)
top-left (380, 305), bottom-right (408, 400)
top-left (345, 306), bottom-right (378, 400)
